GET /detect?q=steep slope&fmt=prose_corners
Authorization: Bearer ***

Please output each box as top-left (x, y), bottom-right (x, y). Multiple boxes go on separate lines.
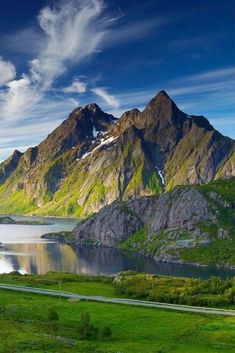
top-left (74, 178), bottom-right (235, 267)
top-left (164, 116), bottom-right (234, 189)
top-left (0, 150), bottom-right (22, 184)
top-left (0, 90), bottom-right (234, 217)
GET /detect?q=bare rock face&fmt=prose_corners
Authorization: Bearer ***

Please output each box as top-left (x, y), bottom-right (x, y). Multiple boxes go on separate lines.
top-left (74, 187), bottom-right (215, 246)
top-left (75, 201), bottom-right (143, 247)
top-left (127, 187), bottom-right (216, 234)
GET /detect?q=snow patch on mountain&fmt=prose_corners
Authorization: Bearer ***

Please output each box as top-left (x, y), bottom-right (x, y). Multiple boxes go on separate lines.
top-left (155, 165), bottom-right (165, 185)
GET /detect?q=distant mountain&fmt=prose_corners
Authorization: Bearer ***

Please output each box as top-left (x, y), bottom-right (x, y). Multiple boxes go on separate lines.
top-left (0, 90), bottom-right (234, 217)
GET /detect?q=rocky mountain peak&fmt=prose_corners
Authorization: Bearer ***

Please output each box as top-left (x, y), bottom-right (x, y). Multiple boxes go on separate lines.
top-left (32, 102), bottom-right (117, 164)
top-left (109, 108), bottom-right (141, 136)
top-left (85, 103), bottom-right (102, 113)
top-left (12, 149), bottom-right (23, 158)
top-left (144, 90), bottom-right (173, 110)
top-left (141, 90), bottom-right (187, 128)
top-left (83, 103), bottom-right (116, 131)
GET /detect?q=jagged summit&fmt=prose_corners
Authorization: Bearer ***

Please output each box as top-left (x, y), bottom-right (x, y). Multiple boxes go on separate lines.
top-left (144, 90), bottom-right (173, 109)
top-left (154, 89), bottom-right (170, 99)
top-left (139, 90), bottom-right (187, 131)
top-left (85, 103), bottom-right (102, 112)
top-left (0, 90), bottom-right (233, 217)
top-left (12, 149), bottom-right (22, 157)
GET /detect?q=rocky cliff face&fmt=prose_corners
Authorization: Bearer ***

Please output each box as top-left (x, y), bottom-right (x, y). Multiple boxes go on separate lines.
top-left (0, 90), bottom-right (234, 217)
top-left (74, 178), bottom-right (235, 267)
top-left (74, 186), bottom-right (216, 248)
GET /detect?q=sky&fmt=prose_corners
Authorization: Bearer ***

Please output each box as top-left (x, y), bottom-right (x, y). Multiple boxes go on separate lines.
top-left (0, 0), bottom-right (234, 161)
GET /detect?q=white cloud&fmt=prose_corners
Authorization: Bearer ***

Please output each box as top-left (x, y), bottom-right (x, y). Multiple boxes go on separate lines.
top-left (1, 75), bottom-right (41, 118)
top-left (0, 0), bottom-right (107, 121)
top-left (169, 67), bottom-right (235, 88)
top-left (0, 57), bottom-right (16, 87)
top-left (92, 87), bottom-right (120, 108)
top-left (63, 79), bottom-right (87, 93)
top-left (104, 17), bottom-right (169, 48)
top-left (68, 98), bottom-right (80, 106)
top-left (179, 67), bottom-right (235, 82)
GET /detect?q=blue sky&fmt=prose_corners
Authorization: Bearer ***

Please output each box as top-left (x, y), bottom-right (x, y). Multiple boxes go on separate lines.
top-left (0, 0), bottom-right (234, 161)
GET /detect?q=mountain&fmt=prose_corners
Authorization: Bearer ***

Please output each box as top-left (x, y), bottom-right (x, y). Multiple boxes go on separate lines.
top-left (0, 90), bottom-right (234, 217)
top-left (74, 178), bottom-right (235, 267)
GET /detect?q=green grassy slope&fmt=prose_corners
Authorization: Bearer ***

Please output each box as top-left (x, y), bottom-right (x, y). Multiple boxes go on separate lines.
top-left (0, 139), bottom-right (162, 218)
top-left (0, 285), bottom-right (235, 352)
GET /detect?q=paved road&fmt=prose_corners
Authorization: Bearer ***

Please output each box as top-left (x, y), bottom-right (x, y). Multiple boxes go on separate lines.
top-left (0, 283), bottom-right (234, 316)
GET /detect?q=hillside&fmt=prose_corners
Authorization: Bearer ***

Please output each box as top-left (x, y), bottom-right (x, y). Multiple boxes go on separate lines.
top-left (0, 90), bottom-right (234, 217)
top-left (74, 178), bottom-right (235, 267)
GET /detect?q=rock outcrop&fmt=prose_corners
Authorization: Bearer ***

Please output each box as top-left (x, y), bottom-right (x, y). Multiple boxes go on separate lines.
top-left (74, 178), bottom-right (235, 267)
top-left (74, 186), bottom-right (216, 247)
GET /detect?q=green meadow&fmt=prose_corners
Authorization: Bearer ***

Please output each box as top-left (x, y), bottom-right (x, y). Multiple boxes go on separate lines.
top-left (0, 272), bottom-right (235, 352)
top-left (1, 289), bottom-right (235, 353)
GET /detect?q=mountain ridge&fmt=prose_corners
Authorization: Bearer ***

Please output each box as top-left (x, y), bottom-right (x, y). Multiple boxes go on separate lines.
top-left (0, 90), bottom-right (234, 217)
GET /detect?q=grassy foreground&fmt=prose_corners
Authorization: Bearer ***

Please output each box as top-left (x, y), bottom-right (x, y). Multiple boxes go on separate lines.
top-left (1, 287), bottom-right (235, 353)
top-left (0, 272), bottom-right (235, 352)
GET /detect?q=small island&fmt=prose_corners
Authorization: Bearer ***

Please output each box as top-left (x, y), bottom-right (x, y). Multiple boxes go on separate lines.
top-left (41, 231), bottom-right (75, 243)
top-left (0, 216), bottom-right (53, 226)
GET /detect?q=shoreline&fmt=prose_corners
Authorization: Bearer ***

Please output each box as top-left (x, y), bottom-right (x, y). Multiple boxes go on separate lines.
top-left (0, 212), bottom-right (80, 221)
top-left (41, 232), bottom-right (235, 271)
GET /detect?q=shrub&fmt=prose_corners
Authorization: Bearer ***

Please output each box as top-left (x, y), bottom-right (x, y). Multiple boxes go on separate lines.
top-left (100, 326), bottom-right (112, 339)
top-left (48, 308), bottom-right (59, 321)
top-left (78, 312), bottom-right (98, 340)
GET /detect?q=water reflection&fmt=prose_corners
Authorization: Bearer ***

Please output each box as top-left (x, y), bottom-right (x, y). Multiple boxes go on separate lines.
top-left (1, 242), bottom-right (235, 279)
top-left (0, 216), bottom-right (235, 279)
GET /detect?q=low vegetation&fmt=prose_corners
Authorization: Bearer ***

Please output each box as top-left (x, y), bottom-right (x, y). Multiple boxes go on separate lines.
top-left (0, 275), bottom-right (235, 353)
top-left (1, 271), bottom-right (235, 309)
top-left (114, 272), bottom-right (235, 308)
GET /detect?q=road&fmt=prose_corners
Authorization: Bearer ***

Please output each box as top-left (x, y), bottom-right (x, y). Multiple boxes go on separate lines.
top-left (0, 283), bottom-right (234, 316)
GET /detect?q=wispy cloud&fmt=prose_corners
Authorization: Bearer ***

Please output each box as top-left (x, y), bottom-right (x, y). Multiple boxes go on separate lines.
top-left (104, 16), bottom-right (168, 47)
top-left (0, 57), bottom-right (16, 87)
top-left (0, 0), bottom-right (163, 123)
top-left (210, 117), bottom-right (235, 126)
top-left (0, 0), bottom-right (107, 121)
top-left (63, 78), bottom-right (87, 93)
top-left (92, 87), bottom-right (120, 109)
top-left (171, 67), bottom-right (235, 83)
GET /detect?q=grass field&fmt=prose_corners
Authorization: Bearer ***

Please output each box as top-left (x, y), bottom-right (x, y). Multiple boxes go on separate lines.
top-left (0, 289), bottom-right (235, 353)
top-left (0, 272), bottom-right (235, 352)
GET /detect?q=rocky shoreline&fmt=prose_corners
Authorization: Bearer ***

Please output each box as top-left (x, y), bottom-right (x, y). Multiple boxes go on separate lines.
top-left (41, 231), bottom-right (235, 271)
top-left (41, 231), bottom-right (75, 243)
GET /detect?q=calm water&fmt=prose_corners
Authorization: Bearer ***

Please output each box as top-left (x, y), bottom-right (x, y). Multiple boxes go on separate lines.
top-left (0, 215), bottom-right (234, 279)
